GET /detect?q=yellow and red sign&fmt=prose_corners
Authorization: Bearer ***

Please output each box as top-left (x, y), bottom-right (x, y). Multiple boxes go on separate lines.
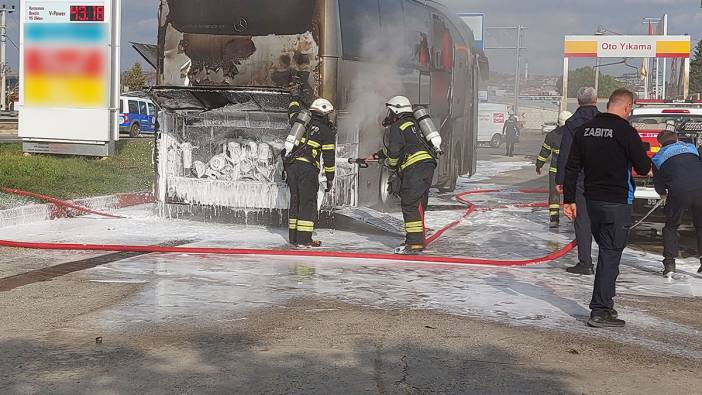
top-left (24, 46), bottom-right (107, 107)
top-left (564, 35), bottom-right (690, 59)
top-left (22, 1), bottom-right (110, 108)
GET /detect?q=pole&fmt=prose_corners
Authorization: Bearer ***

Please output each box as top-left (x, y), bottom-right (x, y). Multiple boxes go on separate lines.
top-left (561, 57), bottom-right (569, 113)
top-left (662, 14), bottom-right (668, 99)
top-left (594, 58), bottom-right (600, 96)
top-left (485, 26), bottom-right (528, 111)
top-left (655, 58), bottom-right (660, 99)
top-left (0, 5), bottom-right (13, 111)
top-left (684, 57), bottom-right (691, 99)
top-left (514, 25), bottom-right (521, 116)
top-left (644, 58), bottom-right (651, 99)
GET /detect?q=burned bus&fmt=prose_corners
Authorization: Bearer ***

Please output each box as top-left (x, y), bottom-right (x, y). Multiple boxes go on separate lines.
top-left (149, 0), bottom-right (487, 218)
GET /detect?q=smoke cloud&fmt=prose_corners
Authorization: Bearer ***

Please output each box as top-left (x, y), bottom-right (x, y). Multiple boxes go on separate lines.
top-left (344, 20), bottom-right (413, 137)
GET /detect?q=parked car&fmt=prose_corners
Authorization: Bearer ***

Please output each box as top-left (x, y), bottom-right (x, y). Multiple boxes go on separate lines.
top-left (630, 99), bottom-right (702, 223)
top-left (541, 121), bottom-right (557, 135)
top-left (119, 96), bottom-right (157, 137)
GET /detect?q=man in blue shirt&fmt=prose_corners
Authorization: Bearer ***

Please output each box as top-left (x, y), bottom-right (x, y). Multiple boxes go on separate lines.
top-left (652, 131), bottom-right (702, 276)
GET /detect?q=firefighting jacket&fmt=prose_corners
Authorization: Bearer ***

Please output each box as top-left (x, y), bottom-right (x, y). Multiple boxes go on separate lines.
top-left (377, 115), bottom-right (436, 172)
top-left (652, 141), bottom-right (702, 196)
top-left (288, 101), bottom-right (337, 181)
top-left (536, 125), bottom-right (564, 174)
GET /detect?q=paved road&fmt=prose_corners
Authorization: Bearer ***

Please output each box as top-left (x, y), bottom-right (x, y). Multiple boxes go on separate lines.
top-left (0, 130), bottom-right (701, 394)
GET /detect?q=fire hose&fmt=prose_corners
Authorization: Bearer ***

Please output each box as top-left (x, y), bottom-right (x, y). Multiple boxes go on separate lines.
top-left (0, 187), bottom-right (575, 267)
top-left (0, 187), bottom-right (125, 219)
top-left (626, 198), bottom-right (665, 230)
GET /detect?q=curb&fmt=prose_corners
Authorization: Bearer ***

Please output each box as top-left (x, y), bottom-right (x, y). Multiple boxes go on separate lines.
top-left (0, 192), bottom-right (153, 228)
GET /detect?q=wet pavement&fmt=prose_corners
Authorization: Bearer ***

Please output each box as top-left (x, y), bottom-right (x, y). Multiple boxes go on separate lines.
top-left (1, 136), bottom-right (701, 392)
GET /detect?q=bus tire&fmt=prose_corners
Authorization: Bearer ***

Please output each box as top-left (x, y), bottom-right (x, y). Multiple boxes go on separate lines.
top-left (129, 123), bottom-right (141, 138)
top-left (378, 165), bottom-right (399, 210)
top-left (490, 133), bottom-right (502, 148)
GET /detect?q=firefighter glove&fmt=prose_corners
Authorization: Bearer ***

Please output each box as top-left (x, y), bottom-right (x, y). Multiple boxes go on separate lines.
top-left (387, 172), bottom-right (401, 198)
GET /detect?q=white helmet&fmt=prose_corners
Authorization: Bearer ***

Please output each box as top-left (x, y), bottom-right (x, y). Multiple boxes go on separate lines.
top-left (385, 96), bottom-right (413, 115)
top-left (558, 111), bottom-right (573, 126)
top-left (310, 98), bottom-right (334, 116)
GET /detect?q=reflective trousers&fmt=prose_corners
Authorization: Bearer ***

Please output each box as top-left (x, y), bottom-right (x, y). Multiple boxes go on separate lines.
top-left (548, 172), bottom-right (560, 222)
top-left (400, 161), bottom-right (436, 247)
top-left (286, 161), bottom-right (319, 244)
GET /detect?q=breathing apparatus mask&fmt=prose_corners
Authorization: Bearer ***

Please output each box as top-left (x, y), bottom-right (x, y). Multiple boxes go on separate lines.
top-left (382, 109), bottom-right (397, 127)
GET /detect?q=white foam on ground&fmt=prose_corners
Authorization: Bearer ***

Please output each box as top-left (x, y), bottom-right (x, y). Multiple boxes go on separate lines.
top-left (1, 159), bottom-right (700, 360)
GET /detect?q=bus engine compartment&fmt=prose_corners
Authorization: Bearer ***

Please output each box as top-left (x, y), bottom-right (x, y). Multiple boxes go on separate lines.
top-left (150, 87), bottom-right (356, 218)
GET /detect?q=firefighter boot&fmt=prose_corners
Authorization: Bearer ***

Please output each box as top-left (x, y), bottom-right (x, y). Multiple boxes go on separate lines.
top-left (394, 244), bottom-right (425, 255)
top-left (297, 240), bottom-right (323, 248)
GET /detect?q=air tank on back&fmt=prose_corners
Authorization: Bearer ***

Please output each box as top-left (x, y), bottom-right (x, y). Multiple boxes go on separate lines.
top-left (413, 106), bottom-right (443, 154)
top-left (284, 108), bottom-right (313, 155)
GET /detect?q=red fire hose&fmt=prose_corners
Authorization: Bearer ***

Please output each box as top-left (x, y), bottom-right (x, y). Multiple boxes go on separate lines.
top-left (0, 187), bottom-right (575, 267)
top-left (1, 187), bottom-right (125, 219)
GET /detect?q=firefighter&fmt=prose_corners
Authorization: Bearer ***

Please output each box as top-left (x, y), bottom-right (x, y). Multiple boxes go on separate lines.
top-left (536, 110), bottom-right (572, 228)
top-left (652, 131), bottom-right (702, 276)
top-left (368, 96), bottom-right (437, 254)
top-left (503, 114), bottom-right (520, 157)
top-left (284, 97), bottom-right (337, 247)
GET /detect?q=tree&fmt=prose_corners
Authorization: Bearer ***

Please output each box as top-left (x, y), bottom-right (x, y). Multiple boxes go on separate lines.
top-left (122, 63), bottom-right (147, 92)
top-left (689, 39), bottom-right (702, 96)
top-left (556, 67), bottom-right (625, 99)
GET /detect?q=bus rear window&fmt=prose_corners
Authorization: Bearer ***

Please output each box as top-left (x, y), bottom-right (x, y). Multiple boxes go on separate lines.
top-left (166, 0), bottom-right (316, 36)
top-left (160, 0), bottom-right (320, 90)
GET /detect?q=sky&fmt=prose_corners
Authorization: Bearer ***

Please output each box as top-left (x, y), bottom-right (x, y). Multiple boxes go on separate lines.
top-left (4, 0), bottom-right (702, 76)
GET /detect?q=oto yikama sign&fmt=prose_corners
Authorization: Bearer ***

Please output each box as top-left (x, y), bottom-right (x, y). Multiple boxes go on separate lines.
top-left (564, 35), bottom-right (690, 59)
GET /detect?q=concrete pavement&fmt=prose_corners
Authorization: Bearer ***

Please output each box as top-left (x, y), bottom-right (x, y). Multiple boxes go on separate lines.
top-left (0, 134), bottom-right (701, 394)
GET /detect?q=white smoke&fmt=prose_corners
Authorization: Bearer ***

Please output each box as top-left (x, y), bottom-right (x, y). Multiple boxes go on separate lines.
top-left (344, 21), bottom-right (414, 136)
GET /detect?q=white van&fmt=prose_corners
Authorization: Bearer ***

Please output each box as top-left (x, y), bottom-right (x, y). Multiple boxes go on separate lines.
top-left (478, 103), bottom-right (508, 147)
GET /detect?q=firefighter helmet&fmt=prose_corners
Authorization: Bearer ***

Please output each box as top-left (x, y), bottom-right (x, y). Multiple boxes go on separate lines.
top-left (558, 111), bottom-right (573, 127)
top-left (385, 96), bottom-right (413, 115)
top-left (310, 98), bottom-right (334, 116)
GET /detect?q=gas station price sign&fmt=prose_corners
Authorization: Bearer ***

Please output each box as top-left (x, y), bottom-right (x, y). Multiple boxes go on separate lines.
top-left (20, 0), bottom-right (120, 156)
top-left (70, 5), bottom-right (104, 21)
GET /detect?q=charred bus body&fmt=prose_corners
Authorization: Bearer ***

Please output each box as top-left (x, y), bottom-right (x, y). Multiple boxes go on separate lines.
top-left (150, 0), bottom-right (487, 219)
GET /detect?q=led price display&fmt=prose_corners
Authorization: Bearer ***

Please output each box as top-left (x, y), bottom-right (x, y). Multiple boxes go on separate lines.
top-left (69, 5), bottom-right (104, 22)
